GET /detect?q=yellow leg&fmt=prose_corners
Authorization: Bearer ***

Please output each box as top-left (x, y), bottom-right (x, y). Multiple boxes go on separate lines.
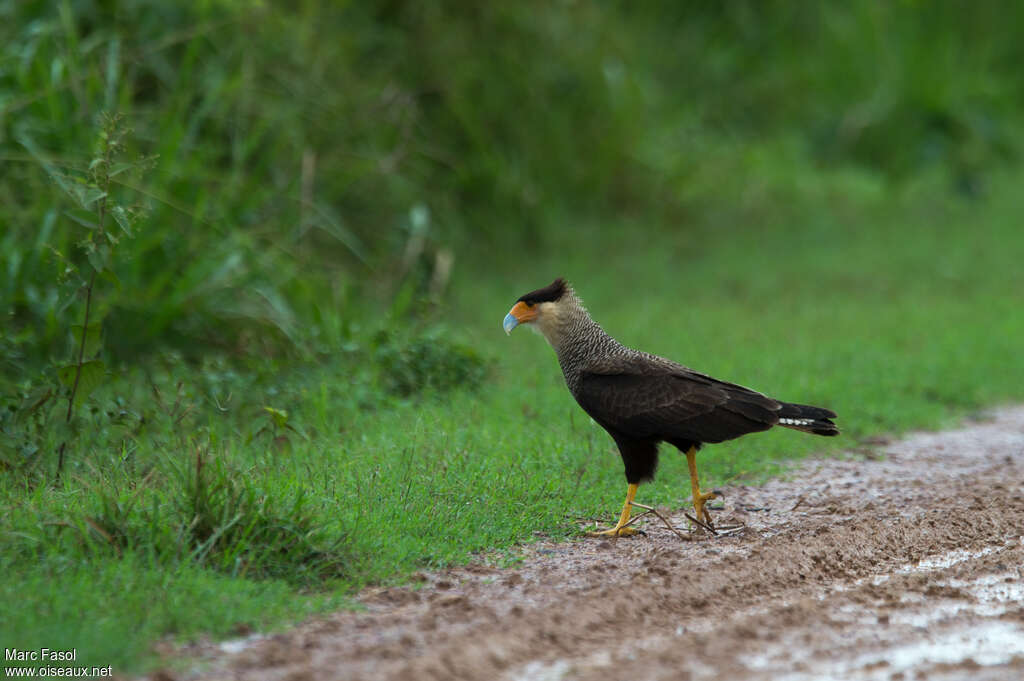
top-left (587, 483), bottom-right (642, 537)
top-left (685, 446), bottom-right (721, 530)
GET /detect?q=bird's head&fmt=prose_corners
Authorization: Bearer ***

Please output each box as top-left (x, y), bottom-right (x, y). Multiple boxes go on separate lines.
top-left (503, 278), bottom-right (571, 340)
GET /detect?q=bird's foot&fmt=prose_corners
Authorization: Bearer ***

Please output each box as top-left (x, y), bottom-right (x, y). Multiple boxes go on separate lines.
top-left (692, 489), bottom-right (724, 533)
top-left (695, 489), bottom-right (723, 504)
top-left (587, 482), bottom-right (644, 538)
top-left (587, 524), bottom-right (643, 538)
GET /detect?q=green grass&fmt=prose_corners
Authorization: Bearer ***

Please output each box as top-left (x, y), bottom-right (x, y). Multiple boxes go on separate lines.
top-left (0, 555), bottom-right (348, 673)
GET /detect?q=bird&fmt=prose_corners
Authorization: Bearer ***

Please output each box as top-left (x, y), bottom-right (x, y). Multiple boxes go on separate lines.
top-left (503, 278), bottom-right (838, 537)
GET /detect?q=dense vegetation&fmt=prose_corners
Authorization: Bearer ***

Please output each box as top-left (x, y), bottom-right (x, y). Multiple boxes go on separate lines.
top-left (2, 1), bottom-right (1024, 673)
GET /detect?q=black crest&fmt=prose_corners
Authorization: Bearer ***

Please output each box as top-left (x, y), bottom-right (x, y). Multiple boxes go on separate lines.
top-left (517, 278), bottom-right (568, 305)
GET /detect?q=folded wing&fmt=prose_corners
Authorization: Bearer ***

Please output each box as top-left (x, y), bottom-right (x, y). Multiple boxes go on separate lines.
top-left (576, 365), bottom-right (782, 444)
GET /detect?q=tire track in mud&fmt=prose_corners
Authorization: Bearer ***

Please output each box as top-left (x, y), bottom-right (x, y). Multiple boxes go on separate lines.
top-left (165, 408), bottom-right (1024, 681)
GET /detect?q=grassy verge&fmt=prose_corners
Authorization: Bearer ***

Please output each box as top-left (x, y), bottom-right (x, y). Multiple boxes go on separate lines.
top-left (0, 555), bottom-right (348, 673)
top-left (4, 170), bottom-right (1024, 673)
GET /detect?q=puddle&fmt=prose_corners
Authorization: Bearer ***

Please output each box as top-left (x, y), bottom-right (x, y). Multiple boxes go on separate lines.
top-left (218, 634), bottom-right (266, 655)
top-left (950, 572), bottom-right (1024, 604)
top-left (746, 620), bottom-right (1024, 680)
top-left (849, 621), bottom-right (1024, 679)
top-left (859, 540), bottom-right (1020, 588)
top-left (508, 659), bottom-right (571, 681)
top-left (897, 545), bottom-right (1005, 573)
top-left (746, 559), bottom-right (1024, 679)
top-left (886, 571), bottom-right (1024, 628)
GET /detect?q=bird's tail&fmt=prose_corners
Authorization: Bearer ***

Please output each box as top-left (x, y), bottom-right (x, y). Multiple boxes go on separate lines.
top-left (777, 402), bottom-right (839, 436)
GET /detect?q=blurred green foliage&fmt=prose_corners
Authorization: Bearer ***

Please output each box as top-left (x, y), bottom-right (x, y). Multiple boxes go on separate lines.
top-left (374, 328), bottom-right (489, 397)
top-left (4, 0), bottom-right (1024, 369)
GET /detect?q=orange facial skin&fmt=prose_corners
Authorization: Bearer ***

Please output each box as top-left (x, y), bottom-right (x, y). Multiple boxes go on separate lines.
top-left (503, 301), bottom-right (538, 334)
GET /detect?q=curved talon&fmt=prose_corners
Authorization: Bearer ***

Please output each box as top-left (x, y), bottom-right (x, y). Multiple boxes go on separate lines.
top-left (697, 491), bottom-right (720, 527)
top-left (697, 496), bottom-right (718, 530)
top-left (587, 482), bottom-right (645, 539)
top-left (587, 526), bottom-right (644, 538)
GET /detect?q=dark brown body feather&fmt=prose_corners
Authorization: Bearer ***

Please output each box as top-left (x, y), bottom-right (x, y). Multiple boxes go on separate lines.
top-left (578, 368), bottom-right (779, 445)
top-left (576, 362), bottom-right (837, 483)
top-left (512, 278), bottom-right (839, 485)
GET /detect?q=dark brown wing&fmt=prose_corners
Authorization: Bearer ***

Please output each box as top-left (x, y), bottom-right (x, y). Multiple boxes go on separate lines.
top-left (576, 367), bottom-right (782, 444)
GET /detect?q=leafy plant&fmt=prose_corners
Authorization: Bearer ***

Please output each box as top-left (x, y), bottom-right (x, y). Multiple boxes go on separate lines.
top-left (374, 328), bottom-right (491, 397)
top-left (166, 447), bottom-right (351, 584)
top-left (15, 112), bottom-right (151, 476)
top-left (252, 406), bottom-right (307, 452)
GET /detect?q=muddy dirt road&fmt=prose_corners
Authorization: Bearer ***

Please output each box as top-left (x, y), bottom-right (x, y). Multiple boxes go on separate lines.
top-left (173, 408), bottom-right (1024, 681)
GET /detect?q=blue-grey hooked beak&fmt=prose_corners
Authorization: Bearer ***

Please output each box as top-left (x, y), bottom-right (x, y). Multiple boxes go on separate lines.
top-left (503, 312), bottom-right (519, 335)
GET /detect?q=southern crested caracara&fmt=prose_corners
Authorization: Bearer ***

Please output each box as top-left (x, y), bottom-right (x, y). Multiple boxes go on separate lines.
top-left (503, 278), bottom-right (838, 536)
